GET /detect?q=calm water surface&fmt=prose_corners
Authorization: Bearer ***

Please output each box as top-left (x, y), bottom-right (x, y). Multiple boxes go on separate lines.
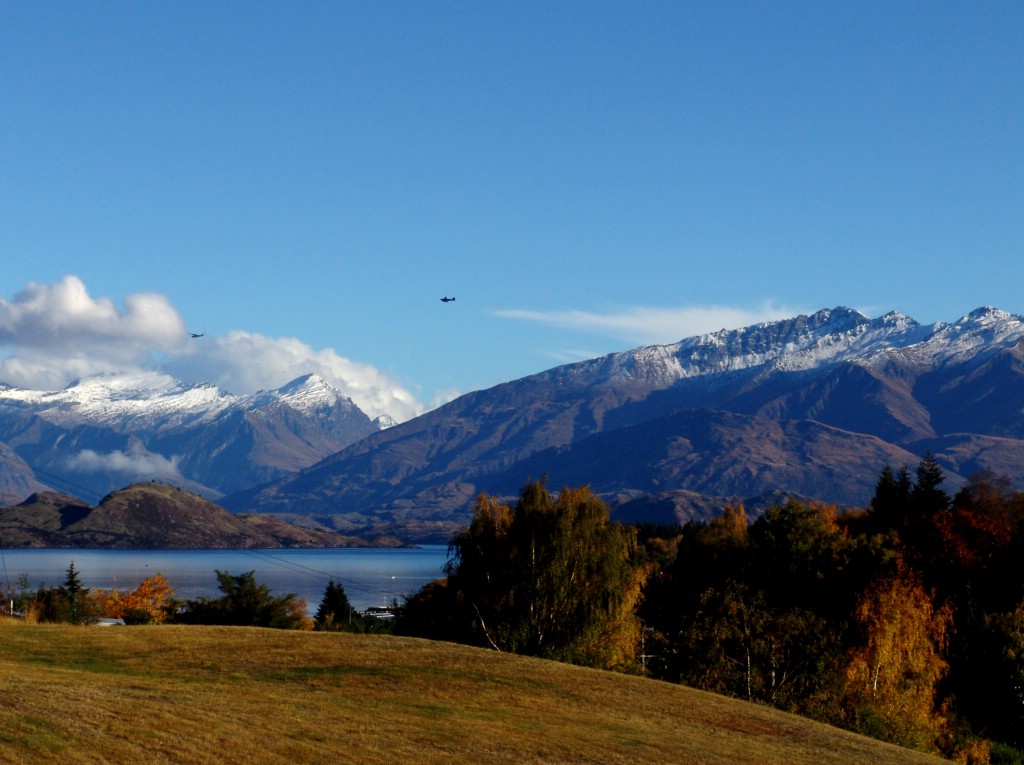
top-left (0, 546), bottom-right (451, 613)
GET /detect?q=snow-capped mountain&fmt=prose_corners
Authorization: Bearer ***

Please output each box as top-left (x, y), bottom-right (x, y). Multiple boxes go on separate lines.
top-left (553, 306), bottom-right (1022, 389)
top-left (223, 307), bottom-right (1024, 542)
top-left (0, 373), bottom-right (381, 503)
top-left (0, 373), bottom-right (233, 430)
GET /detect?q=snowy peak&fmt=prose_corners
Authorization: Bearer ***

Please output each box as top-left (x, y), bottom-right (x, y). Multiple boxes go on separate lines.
top-left (0, 372), bottom-right (232, 428)
top-left (0, 371), bottom-right (380, 500)
top-left (241, 374), bottom-right (360, 415)
top-left (957, 306), bottom-right (1014, 326)
top-left (900, 307), bottom-right (1024, 367)
top-left (683, 306), bottom-right (1024, 372)
top-left (275, 373), bottom-right (344, 407)
top-left (0, 372), bottom-right (370, 431)
top-left (561, 306), bottom-right (1023, 393)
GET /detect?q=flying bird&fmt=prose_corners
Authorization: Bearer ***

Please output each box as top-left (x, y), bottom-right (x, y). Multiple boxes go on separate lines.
top-left (440, 296), bottom-right (455, 303)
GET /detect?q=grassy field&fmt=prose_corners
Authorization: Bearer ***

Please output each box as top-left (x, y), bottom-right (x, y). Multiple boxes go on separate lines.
top-left (0, 621), bottom-right (947, 765)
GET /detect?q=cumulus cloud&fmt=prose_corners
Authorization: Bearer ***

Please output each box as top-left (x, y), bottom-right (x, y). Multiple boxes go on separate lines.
top-left (493, 302), bottom-right (807, 346)
top-left (0, 276), bottom-right (186, 349)
top-left (0, 276), bottom-right (189, 390)
top-left (0, 277), bottom-right (425, 422)
top-left (66, 448), bottom-right (185, 483)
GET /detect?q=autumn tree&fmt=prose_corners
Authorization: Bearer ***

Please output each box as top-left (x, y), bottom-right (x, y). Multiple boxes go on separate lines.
top-left (840, 568), bottom-right (951, 752)
top-left (91, 573), bottom-right (177, 624)
top-left (435, 480), bottom-right (646, 670)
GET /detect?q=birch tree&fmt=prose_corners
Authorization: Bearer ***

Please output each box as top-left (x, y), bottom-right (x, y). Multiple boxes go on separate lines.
top-left (841, 569), bottom-right (951, 751)
top-left (446, 480), bottom-right (646, 670)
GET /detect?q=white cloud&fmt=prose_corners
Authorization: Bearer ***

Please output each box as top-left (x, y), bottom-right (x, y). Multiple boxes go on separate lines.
top-left (0, 277), bottom-right (426, 422)
top-left (0, 276), bottom-right (189, 390)
top-left (493, 302), bottom-right (807, 345)
top-left (0, 276), bottom-right (186, 350)
top-left (66, 448), bottom-right (185, 483)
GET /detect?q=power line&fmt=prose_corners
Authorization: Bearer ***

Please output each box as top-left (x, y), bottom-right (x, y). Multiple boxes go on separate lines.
top-left (237, 548), bottom-right (397, 598)
top-left (21, 465), bottom-right (106, 506)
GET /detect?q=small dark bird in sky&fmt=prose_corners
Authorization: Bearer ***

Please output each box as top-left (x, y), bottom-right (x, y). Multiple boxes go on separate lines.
top-left (440, 296), bottom-right (455, 303)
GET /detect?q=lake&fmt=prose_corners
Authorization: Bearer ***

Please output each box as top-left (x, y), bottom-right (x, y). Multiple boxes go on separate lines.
top-left (0, 546), bottom-right (452, 613)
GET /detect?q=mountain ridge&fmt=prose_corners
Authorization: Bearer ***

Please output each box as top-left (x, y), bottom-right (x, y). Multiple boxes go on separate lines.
top-left (222, 306), bottom-right (1024, 541)
top-left (3, 306), bottom-right (1023, 544)
top-left (0, 483), bottom-right (403, 548)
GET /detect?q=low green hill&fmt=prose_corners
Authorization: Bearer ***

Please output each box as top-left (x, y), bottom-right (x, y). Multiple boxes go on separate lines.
top-left (0, 622), bottom-right (946, 764)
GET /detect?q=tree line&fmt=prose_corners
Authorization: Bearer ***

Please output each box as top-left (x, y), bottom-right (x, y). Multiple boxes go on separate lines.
top-left (394, 460), bottom-right (1024, 764)
top-left (8, 564), bottom-right (391, 634)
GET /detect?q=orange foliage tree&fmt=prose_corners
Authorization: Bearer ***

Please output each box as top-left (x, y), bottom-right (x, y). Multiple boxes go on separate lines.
top-left (90, 573), bottom-right (177, 624)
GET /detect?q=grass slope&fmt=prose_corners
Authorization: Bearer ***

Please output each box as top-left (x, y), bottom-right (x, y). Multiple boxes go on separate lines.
top-left (0, 622), bottom-right (946, 765)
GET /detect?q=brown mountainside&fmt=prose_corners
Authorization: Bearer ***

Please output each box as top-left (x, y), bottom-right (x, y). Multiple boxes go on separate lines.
top-left (0, 483), bottom-right (398, 548)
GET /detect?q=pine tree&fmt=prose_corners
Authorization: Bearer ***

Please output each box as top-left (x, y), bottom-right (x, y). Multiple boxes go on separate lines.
top-left (870, 464), bottom-right (912, 529)
top-left (315, 580), bottom-right (357, 631)
top-left (911, 452), bottom-right (950, 520)
top-left (60, 561), bottom-right (90, 625)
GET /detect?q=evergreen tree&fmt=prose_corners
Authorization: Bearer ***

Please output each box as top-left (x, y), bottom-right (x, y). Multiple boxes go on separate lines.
top-left (60, 561), bottom-right (91, 624)
top-left (911, 452), bottom-right (950, 520)
top-left (869, 464), bottom-right (912, 530)
top-left (315, 580), bottom-right (357, 631)
top-left (31, 561), bottom-right (94, 624)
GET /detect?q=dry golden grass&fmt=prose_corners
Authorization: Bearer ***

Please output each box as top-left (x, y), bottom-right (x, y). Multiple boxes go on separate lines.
top-left (0, 620), bottom-right (946, 764)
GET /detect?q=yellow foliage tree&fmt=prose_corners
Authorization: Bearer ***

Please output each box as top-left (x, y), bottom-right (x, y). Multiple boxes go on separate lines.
top-left (841, 569), bottom-right (951, 751)
top-left (710, 503), bottom-right (749, 545)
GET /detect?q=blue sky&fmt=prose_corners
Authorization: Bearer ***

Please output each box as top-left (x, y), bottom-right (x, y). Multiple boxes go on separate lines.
top-left (1, 2), bottom-right (1021, 421)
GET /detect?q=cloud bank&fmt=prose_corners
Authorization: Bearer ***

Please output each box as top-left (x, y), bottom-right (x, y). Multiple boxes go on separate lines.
top-left (493, 302), bottom-right (806, 346)
top-left (0, 276), bottom-right (424, 422)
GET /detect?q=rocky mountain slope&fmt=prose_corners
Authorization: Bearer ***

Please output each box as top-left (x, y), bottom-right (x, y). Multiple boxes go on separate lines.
top-left (223, 307), bottom-right (1024, 542)
top-left (0, 483), bottom-right (401, 548)
top-left (0, 442), bottom-right (49, 506)
top-left (0, 373), bottom-right (379, 501)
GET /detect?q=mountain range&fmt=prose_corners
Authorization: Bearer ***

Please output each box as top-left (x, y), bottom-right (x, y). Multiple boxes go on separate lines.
top-left (2, 306), bottom-right (1023, 545)
top-left (0, 373), bottom-right (380, 505)
top-left (222, 306), bottom-right (1024, 541)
